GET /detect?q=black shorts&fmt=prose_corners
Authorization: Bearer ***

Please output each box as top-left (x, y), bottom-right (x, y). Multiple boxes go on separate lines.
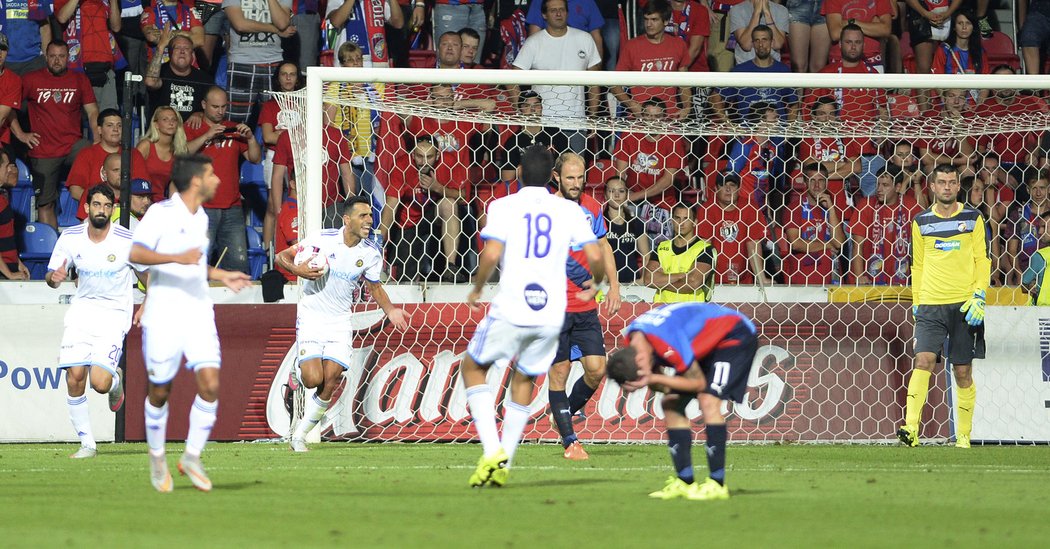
top-left (914, 303), bottom-right (986, 365)
top-left (671, 322), bottom-right (758, 404)
top-left (553, 309), bottom-right (606, 363)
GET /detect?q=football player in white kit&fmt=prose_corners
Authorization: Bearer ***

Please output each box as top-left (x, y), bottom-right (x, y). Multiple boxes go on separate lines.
top-left (275, 196), bottom-right (411, 452)
top-left (462, 145), bottom-right (606, 488)
top-left (46, 184), bottom-right (145, 459)
top-left (129, 155), bottom-right (252, 493)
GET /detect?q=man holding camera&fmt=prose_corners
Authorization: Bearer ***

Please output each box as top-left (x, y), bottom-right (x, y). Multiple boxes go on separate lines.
top-left (782, 162), bottom-right (846, 285)
top-left (379, 140), bottom-right (449, 282)
top-left (183, 86), bottom-right (261, 275)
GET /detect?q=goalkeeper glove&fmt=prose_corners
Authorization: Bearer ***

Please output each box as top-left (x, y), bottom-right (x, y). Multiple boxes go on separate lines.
top-left (960, 290), bottom-right (986, 326)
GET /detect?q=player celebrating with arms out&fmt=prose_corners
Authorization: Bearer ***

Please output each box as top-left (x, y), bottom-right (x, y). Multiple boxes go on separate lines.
top-left (276, 196), bottom-right (411, 452)
top-left (130, 154), bottom-right (253, 493)
top-left (607, 302), bottom-right (759, 501)
top-left (548, 152), bottom-right (620, 461)
top-left (462, 145), bottom-right (606, 488)
top-left (899, 164), bottom-right (991, 449)
top-left (47, 184), bottom-right (146, 458)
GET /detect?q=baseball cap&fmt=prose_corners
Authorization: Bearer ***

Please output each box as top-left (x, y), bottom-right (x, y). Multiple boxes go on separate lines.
top-left (0, 32), bottom-right (9, 51)
top-left (717, 173), bottom-right (741, 187)
top-left (130, 179), bottom-right (153, 195)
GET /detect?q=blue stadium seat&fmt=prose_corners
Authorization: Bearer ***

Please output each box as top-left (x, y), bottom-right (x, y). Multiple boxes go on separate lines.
top-left (241, 161), bottom-right (268, 231)
top-left (245, 226), bottom-right (266, 280)
top-left (56, 186), bottom-right (81, 229)
top-left (19, 222), bottom-right (59, 280)
top-left (9, 160), bottom-right (34, 230)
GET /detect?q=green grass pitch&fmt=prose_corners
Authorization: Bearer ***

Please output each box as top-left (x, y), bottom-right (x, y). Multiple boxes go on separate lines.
top-left (2, 442), bottom-right (1048, 548)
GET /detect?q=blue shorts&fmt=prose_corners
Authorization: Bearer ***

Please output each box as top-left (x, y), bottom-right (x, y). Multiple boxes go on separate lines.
top-left (1019, 12), bottom-right (1050, 49)
top-left (785, 0), bottom-right (826, 26)
top-left (554, 310), bottom-right (606, 363)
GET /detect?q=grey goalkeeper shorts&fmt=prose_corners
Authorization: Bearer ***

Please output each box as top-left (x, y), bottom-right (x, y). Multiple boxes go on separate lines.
top-left (913, 303), bottom-right (986, 366)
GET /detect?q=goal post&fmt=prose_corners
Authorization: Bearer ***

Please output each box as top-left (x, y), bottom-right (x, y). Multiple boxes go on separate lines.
top-left (268, 68), bottom-right (1050, 444)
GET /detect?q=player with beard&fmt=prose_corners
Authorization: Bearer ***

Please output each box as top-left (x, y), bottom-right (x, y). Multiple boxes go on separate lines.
top-left (46, 184), bottom-right (146, 458)
top-left (547, 152), bottom-right (620, 460)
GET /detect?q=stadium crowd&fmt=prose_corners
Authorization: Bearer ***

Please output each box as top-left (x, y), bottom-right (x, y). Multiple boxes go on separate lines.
top-left (1, 0), bottom-right (1050, 292)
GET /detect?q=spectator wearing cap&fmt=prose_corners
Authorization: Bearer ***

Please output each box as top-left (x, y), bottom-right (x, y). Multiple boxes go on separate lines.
top-left (696, 172), bottom-right (770, 285)
top-left (111, 174), bottom-right (155, 230)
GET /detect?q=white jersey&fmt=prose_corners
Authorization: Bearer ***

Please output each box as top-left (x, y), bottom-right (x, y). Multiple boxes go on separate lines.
top-left (513, 28), bottom-right (602, 121)
top-left (298, 227), bottom-right (383, 329)
top-left (132, 192), bottom-right (212, 326)
top-left (47, 221), bottom-right (137, 330)
top-left (481, 186), bottom-right (597, 327)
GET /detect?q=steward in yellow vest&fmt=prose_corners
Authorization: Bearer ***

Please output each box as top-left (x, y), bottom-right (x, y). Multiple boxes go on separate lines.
top-left (639, 205), bottom-right (717, 302)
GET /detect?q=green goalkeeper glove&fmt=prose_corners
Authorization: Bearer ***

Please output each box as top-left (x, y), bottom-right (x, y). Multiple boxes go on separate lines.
top-left (960, 290), bottom-right (986, 326)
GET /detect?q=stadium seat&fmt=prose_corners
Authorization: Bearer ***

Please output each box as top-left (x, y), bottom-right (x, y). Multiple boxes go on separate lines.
top-left (245, 226), bottom-right (266, 280)
top-left (408, 50), bottom-right (437, 69)
top-left (19, 222), bottom-right (59, 280)
top-left (984, 31), bottom-right (1021, 70)
top-left (9, 159), bottom-right (34, 230)
top-left (56, 186), bottom-right (82, 229)
top-left (240, 161), bottom-right (268, 231)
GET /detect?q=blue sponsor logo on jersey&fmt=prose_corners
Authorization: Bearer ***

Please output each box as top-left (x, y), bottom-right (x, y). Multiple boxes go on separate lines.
top-left (934, 239), bottom-right (961, 251)
top-left (524, 283), bottom-right (548, 311)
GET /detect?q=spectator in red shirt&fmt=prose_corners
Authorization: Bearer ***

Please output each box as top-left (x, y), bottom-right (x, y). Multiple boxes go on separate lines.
top-left (696, 172), bottom-right (770, 285)
top-left (275, 173), bottom-right (298, 282)
top-left (797, 97), bottom-right (860, 196)
top-left (68, 108), bottom-right (151, 220)
top-left (666, 0), bottom-right (711, 72)
top-left (918, 88), bottom-right (973, 170)
top-left (823, 0), bottom-right (893, 71)
top-left (269, 103), bottom-right (354, 242)
top-left (782, 162), bottom-right (846, 285)
top-left (259, 61), bottom-right (302, 246)
top-left (613, 100), bottom-right (687, 243)
top-left (849, 170), bottom-right (922, 285)
top-left (0, 33), bottom-right (21, 149)
top-left (379, 140), bottom-right (443, 282)
top-left (54, 0), bottom-right (123, 110)
top-left (184, 86), bottom-right (261, 274)
top-left (13, 41), bottom-right (99, 229)
top-left (611, 0), bottom-right (693, 119)
top-left (973, 65), bottom-right (1050, 178)
top-left (0, 148), bottom-right (30, 280)
top-left (808, 25), bottom-right (887, 121)
top-left (136, 105), bottom-right (189, 203)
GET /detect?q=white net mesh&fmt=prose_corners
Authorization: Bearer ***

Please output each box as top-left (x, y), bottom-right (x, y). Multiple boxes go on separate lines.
top-left (267, 70), bottom-right (1050, 444)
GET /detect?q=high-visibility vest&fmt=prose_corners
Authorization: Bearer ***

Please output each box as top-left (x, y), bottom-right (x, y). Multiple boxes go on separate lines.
top-left (654, 238), bottom-right (716, 303)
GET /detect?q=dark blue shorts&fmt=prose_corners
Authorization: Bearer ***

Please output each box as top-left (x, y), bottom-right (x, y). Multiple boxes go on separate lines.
top-left (554, 310), bottom-right (606, 363)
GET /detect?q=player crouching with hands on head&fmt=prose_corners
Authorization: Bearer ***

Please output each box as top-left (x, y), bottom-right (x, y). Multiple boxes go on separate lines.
top-left (275, 196), bottom-right (411, 452)
top-left (607, 302), bottom-right (759, 501)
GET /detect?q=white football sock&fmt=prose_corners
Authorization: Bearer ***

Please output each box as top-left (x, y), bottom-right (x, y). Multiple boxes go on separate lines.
top-left (144, 398), bottom-right (169, 456)
top-left (501, 401), bottom-right (531, 464)
top-left (184, 395), bottom-right (218, 458)
top-left (67, 395), bottom-right (95, 449)
top-left (293, 393), bottom-right (329, 440)
top-left (466, 385), bottom-right (501, 456)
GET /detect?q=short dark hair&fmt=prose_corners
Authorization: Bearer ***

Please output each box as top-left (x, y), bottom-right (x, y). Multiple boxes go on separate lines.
top-left (752, 24), bottom-right (773, 40)
top-left (343, 195), bottom-right (371, 215)
top-left (541, 0), bottom-right (565, 14)
top-left (47, 40), bottom-right (69, 51)
top-left (438, 31), bottom-right (461, 44)
top-left (642, 0), bottom-right (672, 21)
top-left (458, 27), bottom-right (480, 41)
top-left (672, 203), bottom-right (696, 220)
top-left (841, 23), bottom-right (864, 38)
top-left (641, 99), bottom-right (667, 112)
top-left (811, 96), bottom-right (839, 114)
top-left (803, 162), bottom-right (829, 177)
top-left (931, 164), bottom-right (959, 180)
top-left (85, 183), bottom-right (115, 206)
top-left (521, 145), bottom-right (554, 187)
top-left (877, 169), bottom-right (905, 186)
top-left (606, 346), bottom-right (640, 385)
top-left (96, 108), bottom-right (121, 128)
top-left (171, 154), bottom-right (213, 193)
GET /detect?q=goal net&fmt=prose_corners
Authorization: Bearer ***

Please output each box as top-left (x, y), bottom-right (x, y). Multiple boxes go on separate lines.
top-left (270, 69), bottom-right (1050, 444)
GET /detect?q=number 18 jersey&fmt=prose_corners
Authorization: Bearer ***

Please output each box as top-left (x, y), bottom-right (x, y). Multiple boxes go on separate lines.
top-left (480, 187), bottom-right (597, 327)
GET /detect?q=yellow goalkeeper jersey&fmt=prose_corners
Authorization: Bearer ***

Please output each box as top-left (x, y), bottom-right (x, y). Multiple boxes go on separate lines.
top-left (910, 203), bottom-right (991, 305)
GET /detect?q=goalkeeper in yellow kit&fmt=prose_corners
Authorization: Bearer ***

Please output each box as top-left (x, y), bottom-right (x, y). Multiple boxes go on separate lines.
top-left (900, 164), bottom-right (991, 449)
